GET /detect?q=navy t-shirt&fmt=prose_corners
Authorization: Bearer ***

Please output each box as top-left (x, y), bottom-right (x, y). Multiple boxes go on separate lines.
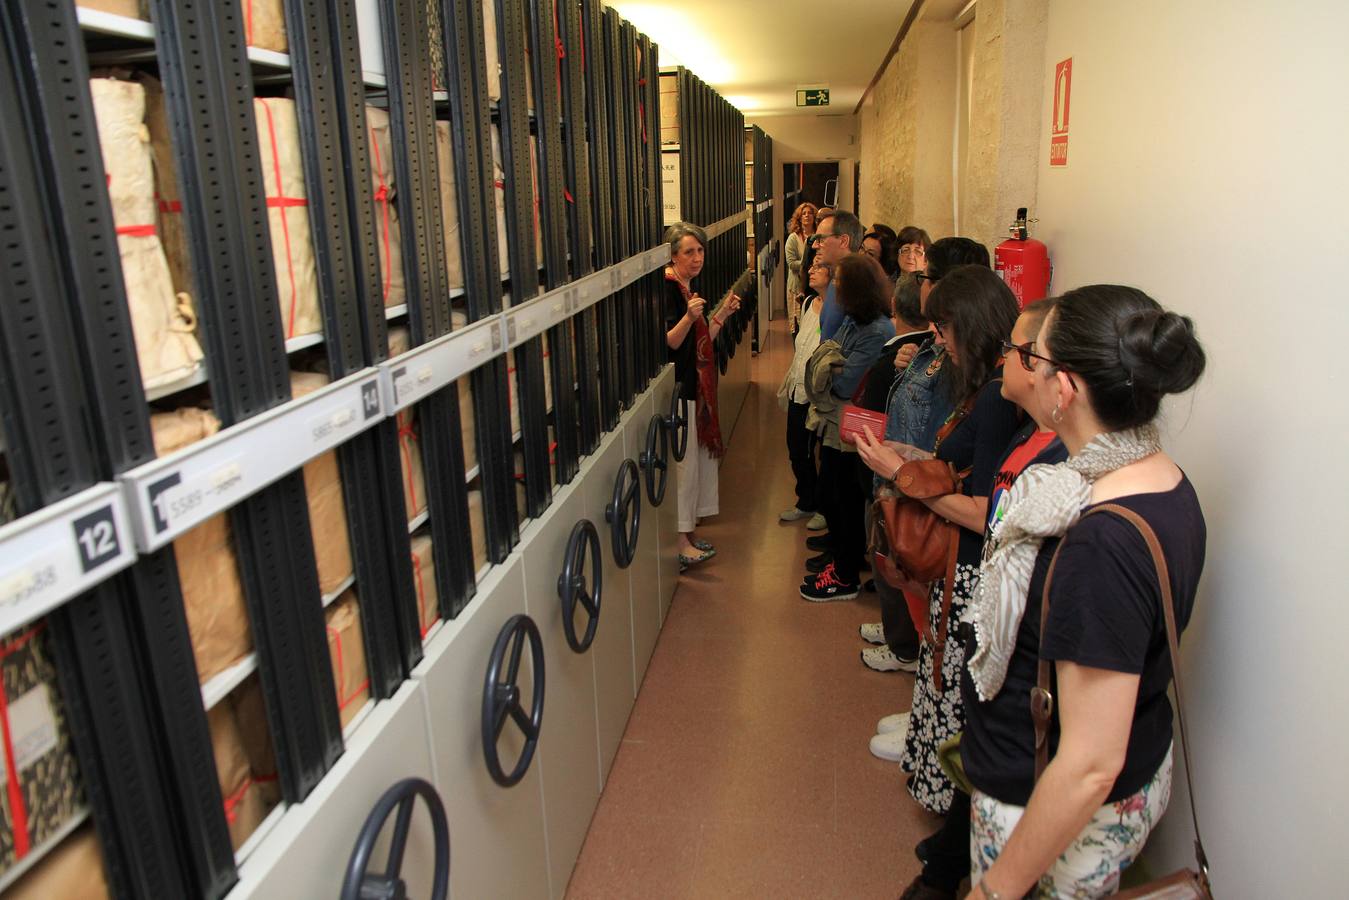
top-left (663, 276), bottom-right (701, 401)
top-left (934, 375), bottom-right (1022, 567)
top-left (962, 476), bottom-right (1207, 805)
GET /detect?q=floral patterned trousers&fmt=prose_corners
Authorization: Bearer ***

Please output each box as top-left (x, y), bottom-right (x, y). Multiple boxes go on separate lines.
top-left (970, 746), bottom-right (1173, 899)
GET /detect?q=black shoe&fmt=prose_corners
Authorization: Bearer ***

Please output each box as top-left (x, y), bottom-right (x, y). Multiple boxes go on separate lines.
top-left (805, 534), bottom-right (832, 552)
top-left (898, 874), bottom-right (955, 900)
top-left (864, 578), bottom-right (876, 593)
top-left (805, 551), bottom-right (833, 573)
top-left (914, 835), bottom-right (931, 866)
top-left (799, 564), bottom-right (861, 602)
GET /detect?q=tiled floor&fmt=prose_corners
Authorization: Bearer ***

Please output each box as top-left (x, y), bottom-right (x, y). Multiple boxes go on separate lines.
top-left (566, 319), bottom-right (937, 899)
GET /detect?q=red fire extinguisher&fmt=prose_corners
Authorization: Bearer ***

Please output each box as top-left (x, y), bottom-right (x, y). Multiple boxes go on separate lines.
top-left (994, 207), bottom-right (1051, 308)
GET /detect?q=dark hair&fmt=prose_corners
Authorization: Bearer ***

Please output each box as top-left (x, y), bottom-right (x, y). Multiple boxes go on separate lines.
top-left (925, 237), bottom-right (990, 281)
top-left (1043, 285), bottom-right (1206, 431)
top-left (829, 210), bottom-right (866, 253)
top-left (1020, 296), bottom-right (1057, 340)
top-left (834, 254), bottom-right (891, 325)
top-left (926, 265), bottom-right (1020, 403)
top-left (864, 231), bottom-right (900, 279)
top-left (870, 223), bottom-right (897, 241)
top-left (892, 272), bottom-right (925, 328)
top-left (896, 226), bottom-right (932, 250)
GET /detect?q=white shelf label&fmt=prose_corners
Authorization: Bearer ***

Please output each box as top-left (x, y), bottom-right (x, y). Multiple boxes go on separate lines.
top-left (122, 369), bottom-right (384, 550)
top-left (0, 484), bottom-right (136, 635)
top-left (378, 316), bottom-right (505, 415)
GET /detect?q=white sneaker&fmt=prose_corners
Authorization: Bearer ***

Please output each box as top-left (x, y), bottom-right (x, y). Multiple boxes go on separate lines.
top-left (869, 726), bottom-right (909, 761)
top-left (806, 513), bottom-right (827, 530)
top-left (861, 644), bottom-right (918, 673)
top-left (858, 622), bottom-right (885, 645)
top-left (779, 506), bottom-right (813, 522)
top-left (876, 711), bottom-right (910, 735)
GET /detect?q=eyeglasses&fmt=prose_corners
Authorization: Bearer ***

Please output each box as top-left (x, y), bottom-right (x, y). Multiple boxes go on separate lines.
top-left (913, 272), bottom-right (934, 284)
top-left (932, 321), bottom-right (947, 338)
top-left (1000, 340), bottom-right (1079, 391)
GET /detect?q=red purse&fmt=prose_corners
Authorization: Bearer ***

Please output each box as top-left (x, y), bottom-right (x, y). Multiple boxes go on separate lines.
top-left (839, 405), bottom-right (887, 445)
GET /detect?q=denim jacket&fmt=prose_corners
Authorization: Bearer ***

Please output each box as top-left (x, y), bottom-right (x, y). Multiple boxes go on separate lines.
top-left (831, 314), bottom-right (897, 400)
top-left (885, 338), bottom-right (956, 450)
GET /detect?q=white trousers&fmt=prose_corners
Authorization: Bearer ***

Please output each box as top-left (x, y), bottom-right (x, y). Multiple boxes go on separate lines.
top-left (675, 398), bottom-right (720, 533)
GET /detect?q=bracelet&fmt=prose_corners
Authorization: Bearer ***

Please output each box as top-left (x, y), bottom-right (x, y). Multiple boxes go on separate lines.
top-left (889, 463), bottom-right (902, 482)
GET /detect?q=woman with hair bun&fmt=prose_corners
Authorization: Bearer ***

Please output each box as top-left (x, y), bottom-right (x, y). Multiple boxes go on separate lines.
top-left (960, 285), bottom-right (1208, 900)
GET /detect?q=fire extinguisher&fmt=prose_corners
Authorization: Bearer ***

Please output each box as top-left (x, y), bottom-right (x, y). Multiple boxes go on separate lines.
top-left (994, 207), bottom-right (1051, 308)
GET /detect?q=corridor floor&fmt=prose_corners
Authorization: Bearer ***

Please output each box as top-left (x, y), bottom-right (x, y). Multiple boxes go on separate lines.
top-left (566, 319), bottom-right (935, 898)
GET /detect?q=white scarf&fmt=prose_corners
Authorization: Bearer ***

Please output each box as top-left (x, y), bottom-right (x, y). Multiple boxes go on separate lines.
top-left (966, 423), bottom-right (1162, 701)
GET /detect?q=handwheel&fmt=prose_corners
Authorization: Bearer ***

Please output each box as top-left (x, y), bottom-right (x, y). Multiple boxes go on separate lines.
top-left (481, 615), bottom-right (545, 787)
top-left (340, 777), bottom-right (450, 900)
top-left (604, 458), bottom-right (642, 569)
top-left (666, 387), bottom-right (689, 462)
top-left (638, 414), bottom-right (669, 506)
top-left (557, 520), bottom-right (602, 653)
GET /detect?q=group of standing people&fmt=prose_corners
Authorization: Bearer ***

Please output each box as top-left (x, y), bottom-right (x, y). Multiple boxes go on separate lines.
top-left (776, 202), bottom-right (1209, 899)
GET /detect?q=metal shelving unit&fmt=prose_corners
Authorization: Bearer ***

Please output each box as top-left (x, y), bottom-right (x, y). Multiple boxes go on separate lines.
top-left (0, 0), bottom-right (686, 895)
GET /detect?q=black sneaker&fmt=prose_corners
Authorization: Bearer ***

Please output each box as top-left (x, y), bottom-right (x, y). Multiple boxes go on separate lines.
top-left (805, 551), bottom-right (833, 573)
top-left (805, 534), bottom-right (832, 552)
top-left (800, 564), bottom-right (861, 602)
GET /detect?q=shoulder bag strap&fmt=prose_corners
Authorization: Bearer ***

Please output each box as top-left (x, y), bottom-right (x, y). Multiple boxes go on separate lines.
top-left (1032, 505), bottom-right (1209, 878)
top-left (928, 525), bottom-right (961, 695)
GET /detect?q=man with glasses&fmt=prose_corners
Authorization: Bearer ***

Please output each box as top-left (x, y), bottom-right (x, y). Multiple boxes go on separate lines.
top-left (814, 209), bottom-right (866, 341)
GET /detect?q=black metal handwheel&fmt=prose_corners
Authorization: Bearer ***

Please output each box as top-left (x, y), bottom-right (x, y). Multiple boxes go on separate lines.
top-left (604, 458), bottom-right (641, 569)
top-left (481, 615), bottom-right (545, 788)
top-left (666, 387), bottom-right (689, 462)
top-left (340, 777), bottom-right (450, 900)
top-left (638, 414), bottom-right (669, 506)
top-left (557, 520), bottom-right (602, 653)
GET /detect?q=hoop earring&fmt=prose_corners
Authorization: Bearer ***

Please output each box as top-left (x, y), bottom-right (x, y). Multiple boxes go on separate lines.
top-left (1051, 404), bottom-right (1063, 424)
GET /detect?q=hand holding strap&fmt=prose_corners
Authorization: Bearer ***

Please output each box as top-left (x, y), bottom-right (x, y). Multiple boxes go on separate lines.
top-left (1031, 505), bottom-right (1209, 882)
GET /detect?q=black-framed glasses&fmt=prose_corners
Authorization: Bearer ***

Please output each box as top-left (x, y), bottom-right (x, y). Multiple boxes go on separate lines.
top-left (932, 321), bottom-right (947, 337)
top-left (913, 271), bottom-right (934, 284)
top-left (1000, 340), bottom-right (1079, 391)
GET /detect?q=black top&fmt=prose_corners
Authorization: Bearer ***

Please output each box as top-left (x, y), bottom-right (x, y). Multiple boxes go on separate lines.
top-left (962, 475), bottom-right (1207, 805)
top-left (857, 331), bottom-right (930, 411)
top-left (934, 375), bottom-right (1022, 566)
top-left (663, 276), bottom-right (703, 401)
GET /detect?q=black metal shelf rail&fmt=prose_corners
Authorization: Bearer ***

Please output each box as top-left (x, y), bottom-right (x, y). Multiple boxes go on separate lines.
top-left (640, 36), bottom-right (665, 382)
top-left (149, 0), bottom-right (344, 813)
top-left (383, 0), bottom-right (502, 607)
top-left (495, 0), bottom-right (551, 520)
top-left (581, 0), bottom-right (621, 431)
top-left (671, 67), bottom-right (753, 359)
top-left (528, 0), bottom-right (581, 487)
top-left (556, 0), bottom-right (601, 457)
top-left (2, 3), bottom-right (238, 896)
top-left (284, 0), bottom-right (417, 700)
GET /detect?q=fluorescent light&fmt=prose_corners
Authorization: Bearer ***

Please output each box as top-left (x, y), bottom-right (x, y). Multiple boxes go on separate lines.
top-left (609, 3), bottom-right (735, 84)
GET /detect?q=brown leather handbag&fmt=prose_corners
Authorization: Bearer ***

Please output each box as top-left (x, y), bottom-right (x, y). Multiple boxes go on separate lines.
top-left (1033, 505), bottom-right (1213, 899)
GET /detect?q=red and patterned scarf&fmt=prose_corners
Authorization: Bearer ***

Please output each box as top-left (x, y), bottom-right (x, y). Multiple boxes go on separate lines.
top-left (666, 268), bottom-right (725, 458)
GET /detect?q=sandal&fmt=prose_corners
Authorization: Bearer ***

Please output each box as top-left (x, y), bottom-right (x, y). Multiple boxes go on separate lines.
top-left (690, 538), bottom-right (716, 554)
top-left (678, 548), bottom-right (715, 572)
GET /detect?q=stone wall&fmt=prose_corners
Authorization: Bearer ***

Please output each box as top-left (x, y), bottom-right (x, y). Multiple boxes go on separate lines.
top-left (858, 0), bottom-right (1047, 250)
top-left (859, 20), bottom-right (956, 237)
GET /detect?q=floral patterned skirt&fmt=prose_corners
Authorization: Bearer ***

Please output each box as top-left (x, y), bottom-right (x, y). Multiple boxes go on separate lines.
top-left (970, 746), bottom-right (1174, 899)
top-left (900, 561), bottom-right (979, 815)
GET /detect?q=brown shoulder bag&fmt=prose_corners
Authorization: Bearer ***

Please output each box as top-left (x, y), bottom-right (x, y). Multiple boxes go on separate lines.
top-left (1032, 505), bottom-right (1213, 899)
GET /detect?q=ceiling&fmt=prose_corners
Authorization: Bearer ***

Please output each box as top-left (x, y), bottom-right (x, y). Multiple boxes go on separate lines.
top-left (609, 1), bottom-right (913, 117)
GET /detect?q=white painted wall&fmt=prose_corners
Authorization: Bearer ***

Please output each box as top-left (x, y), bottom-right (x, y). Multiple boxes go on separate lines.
top-left (1034, 3), bottom-right (1349, 895)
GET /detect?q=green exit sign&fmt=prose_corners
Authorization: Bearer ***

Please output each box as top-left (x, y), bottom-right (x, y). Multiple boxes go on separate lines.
top-left (796, 88), bottom-right (830, 107)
